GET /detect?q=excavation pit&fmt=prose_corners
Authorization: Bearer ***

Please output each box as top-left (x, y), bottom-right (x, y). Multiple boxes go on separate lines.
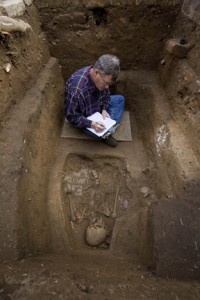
top-left (1, 1), bottom-right (200, 297)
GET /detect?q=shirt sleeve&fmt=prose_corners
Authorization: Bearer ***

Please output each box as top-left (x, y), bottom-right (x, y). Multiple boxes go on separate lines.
top-left (101, 89), bottom-right (110, 111)
top-left (65, 92), bottom-right (92, 129)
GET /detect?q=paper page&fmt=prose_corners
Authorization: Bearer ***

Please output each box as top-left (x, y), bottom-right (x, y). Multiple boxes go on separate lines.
top-left (87, 112), bottom-right (116, 137)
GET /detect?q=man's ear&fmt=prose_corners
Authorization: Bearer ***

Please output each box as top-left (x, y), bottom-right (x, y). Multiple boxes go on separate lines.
top-left (94, 68), bottom-right (99, 76)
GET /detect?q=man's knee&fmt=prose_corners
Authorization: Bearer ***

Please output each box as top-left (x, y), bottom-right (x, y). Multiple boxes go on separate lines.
top-left (115, 95), bottom-right (125, 110)
top-left (110, 94), bottom-right (124, 106)
top-left (118, 95), bottom-right (125, 107)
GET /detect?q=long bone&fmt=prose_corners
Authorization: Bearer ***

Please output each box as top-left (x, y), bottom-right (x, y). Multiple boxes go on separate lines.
top-left (68, 194), bottom-right (76, 222)
top-left (111, 187), bottom-right (119, 218)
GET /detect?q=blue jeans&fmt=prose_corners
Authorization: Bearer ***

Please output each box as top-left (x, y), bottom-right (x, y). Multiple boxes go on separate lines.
top-left (83, 94), bottom-right (125, 139)
top-left (108, 95), bottom-right (124, 123)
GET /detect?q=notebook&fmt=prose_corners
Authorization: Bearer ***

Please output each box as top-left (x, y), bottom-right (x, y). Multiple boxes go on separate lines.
top-left (87, 112), bottom-right (116, 137)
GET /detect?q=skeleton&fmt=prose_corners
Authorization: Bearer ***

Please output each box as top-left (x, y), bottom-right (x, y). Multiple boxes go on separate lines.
top-left (68, 175), bottom-right (120, 225)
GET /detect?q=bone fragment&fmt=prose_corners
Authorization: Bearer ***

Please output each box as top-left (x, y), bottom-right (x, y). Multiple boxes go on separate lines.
top-left (74, 207), bottom-right (88, 224)
top-left (104, 201), bottom-right (111, 217)
top-left (111, 187), bottom-right (119, 218)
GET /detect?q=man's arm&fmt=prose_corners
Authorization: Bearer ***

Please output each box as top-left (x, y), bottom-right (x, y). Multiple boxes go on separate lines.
top-left (65, 93), bottom-right (92, 128)
top-left (101, 89), bottom-right (110, 119)
top-left (65, 93), bottom-right (106, 132)
top-left (101, 89), bottom-right (110, 111)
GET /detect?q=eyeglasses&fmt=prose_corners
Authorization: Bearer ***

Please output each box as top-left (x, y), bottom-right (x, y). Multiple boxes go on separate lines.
top-left (99, 72), bottom-right (114, 87)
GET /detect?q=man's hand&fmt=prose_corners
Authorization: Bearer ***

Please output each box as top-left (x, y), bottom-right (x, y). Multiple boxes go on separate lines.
top-left (91, 121), bottom-right (106, 132)
top-left (102, 109), bottom-right (110, 119)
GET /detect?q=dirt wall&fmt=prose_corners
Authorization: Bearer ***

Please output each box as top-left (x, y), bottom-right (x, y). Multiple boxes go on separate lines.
top-left (159, 1), bottom-right (200, 162)
top-left (34, 0), bottom-right (181, 79)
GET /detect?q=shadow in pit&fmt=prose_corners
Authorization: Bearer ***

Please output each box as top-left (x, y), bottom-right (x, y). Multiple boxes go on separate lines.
top-left (60, 153), bottom-right (154, 268)
top-left (153, 180), bottom-right (200, 280)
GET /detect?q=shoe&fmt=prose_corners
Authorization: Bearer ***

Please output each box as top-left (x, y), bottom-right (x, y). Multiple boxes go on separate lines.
top-left (103, 135), bottom-right (117, 147)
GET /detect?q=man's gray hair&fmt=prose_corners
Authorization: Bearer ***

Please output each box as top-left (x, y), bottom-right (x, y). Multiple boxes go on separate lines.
top-left (94, 54), bottom-right (120, 80)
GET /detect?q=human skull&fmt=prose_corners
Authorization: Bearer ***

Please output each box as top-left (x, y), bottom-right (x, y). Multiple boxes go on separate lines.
top-left (86, 218), bottom-right (107, 246)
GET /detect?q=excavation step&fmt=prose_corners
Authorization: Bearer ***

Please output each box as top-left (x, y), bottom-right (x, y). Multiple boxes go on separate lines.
top-left (0, 57), bottom-right (63, 261)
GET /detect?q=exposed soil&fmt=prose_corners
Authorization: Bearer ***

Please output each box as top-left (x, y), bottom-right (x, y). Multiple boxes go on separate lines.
top-left (1, 254), bottom-right (200, 300)
top-left (1, 0), bottom-right (200, 299)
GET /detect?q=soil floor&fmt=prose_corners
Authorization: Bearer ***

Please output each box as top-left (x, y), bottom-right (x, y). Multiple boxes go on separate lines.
top-left (0, 253), bottom-right (200, 300)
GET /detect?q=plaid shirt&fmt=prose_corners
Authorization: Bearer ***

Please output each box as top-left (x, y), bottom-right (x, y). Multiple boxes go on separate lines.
top-left (64, 66), bottom-right (110, 128)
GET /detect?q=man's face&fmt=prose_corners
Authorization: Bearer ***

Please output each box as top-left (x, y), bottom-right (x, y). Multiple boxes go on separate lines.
top-left (93, 69), bottom-right (114, 91)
